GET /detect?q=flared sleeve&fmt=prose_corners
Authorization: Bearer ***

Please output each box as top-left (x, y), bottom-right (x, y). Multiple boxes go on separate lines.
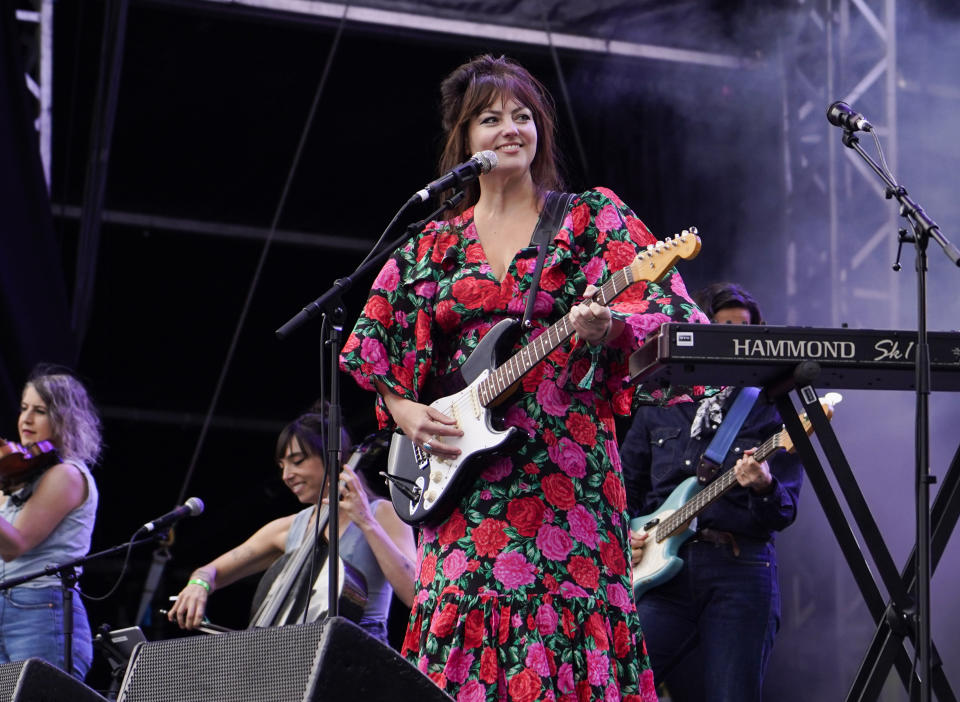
top-left (339, 220), bottom-right (458, 428)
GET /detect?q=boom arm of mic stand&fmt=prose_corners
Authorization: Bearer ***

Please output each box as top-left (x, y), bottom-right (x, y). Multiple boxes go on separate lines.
top-left (840, 130), bottom-right (960, 267)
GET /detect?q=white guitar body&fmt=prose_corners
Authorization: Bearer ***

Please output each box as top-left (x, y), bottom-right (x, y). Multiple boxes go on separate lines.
top-left (386, 320), bottom-right (520, 526)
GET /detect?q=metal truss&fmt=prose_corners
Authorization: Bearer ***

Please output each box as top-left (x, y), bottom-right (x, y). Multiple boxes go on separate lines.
top-left (14, 0), bottom-right (53, 189)
top-left (778, 0), bottom-right (900, 691)
top-left (781, 0), bottom-right (899, 329)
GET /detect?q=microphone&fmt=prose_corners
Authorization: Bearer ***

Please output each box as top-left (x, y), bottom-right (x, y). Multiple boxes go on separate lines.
top-left (826, 101), bottom-right (874, 132)
top-left (415, 150), bottom-right (498, 202)
top-left (139, 497), bottom-right (204, 533)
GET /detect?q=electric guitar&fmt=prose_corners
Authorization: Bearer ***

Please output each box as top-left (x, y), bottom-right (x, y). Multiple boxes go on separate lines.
top-left (629, 393), bottom-right (841, 599)
top-left (385, 229), bottom-right (702, 527)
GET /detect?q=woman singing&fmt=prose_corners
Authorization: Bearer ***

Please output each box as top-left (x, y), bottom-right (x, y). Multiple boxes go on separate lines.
top-left (340, 55), bottom-right (709, 701)
top-left (0, 366), bottom-right (101, 679)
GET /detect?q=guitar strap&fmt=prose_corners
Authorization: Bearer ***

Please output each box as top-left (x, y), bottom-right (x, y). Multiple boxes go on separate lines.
top-left (696, 386), bottom-right (761, 485)
top-left (522, 190), bottom-right (576, 329)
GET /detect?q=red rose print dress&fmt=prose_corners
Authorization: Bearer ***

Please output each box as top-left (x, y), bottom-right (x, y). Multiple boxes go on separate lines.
top-left (340, 188), bottom-right (709, 702)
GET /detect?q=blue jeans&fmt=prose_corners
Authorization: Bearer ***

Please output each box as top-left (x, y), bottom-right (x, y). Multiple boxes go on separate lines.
top-left (0, 586), bottom-right (93, 680)
top-left (635, 537), bottom-right (780, 702)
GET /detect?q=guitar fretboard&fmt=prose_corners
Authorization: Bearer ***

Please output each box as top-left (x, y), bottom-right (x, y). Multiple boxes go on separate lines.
top-left (655, 429), bottom-right (783, 542)
top-left (475, 263), bottom-right (637, 407)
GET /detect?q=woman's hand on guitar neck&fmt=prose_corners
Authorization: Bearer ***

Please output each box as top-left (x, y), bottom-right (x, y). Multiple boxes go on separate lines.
top-left (375, 382), bottom-right (463, 459)
top-left (571, 285), bottom-right (621, 346)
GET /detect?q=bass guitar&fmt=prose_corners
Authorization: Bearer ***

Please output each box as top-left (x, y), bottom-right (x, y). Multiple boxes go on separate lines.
top-left (386, 229), bottom-right (702, 527)
top-left (629, 393), bottom-right (841, 599)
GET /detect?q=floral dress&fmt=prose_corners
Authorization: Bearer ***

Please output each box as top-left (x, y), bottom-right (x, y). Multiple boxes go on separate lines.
top-left (340, 188), bottom-right (708, 702)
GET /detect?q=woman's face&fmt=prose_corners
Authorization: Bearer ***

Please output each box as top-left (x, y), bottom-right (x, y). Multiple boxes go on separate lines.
top-left (467, 94), bottom-right (537, 178)
top-left (19, 384), bottom-right (54, 446)
top-left (278, 437), bottom-right (327, 505)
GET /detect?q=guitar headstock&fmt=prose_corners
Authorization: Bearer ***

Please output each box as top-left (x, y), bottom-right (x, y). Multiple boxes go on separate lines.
top-left (781, 393), bottom-right (842, 453)
top-left (628, 228), bottom-right (702, 284)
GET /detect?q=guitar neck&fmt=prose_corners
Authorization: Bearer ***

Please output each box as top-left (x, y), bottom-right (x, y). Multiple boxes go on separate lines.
top-left (477, 263), bottom-right (637, 408)
top-left (658, 429), bottom-right (784, 539)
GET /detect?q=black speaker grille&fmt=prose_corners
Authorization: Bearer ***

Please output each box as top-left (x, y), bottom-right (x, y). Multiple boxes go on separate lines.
top-left (0, 658), bottom-right (108, 702)
top-left (117, 622), bottom-right (326, 702)
top-left (0, 660), bottom-right (27, 699)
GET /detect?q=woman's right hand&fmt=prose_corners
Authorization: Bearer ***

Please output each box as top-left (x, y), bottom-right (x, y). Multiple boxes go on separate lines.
top-left (167, 577), bottom-right (211, 630)
top-left (377, 384), bottom-right (463, 459)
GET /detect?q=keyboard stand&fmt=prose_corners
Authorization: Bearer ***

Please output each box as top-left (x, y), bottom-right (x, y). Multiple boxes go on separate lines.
top-left (764, 364), bottom-right (958, 701)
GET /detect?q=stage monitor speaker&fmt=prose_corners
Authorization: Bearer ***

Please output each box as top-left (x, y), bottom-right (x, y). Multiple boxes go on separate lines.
top-left (117, 617), bottom-right (453, 702)
top-left (0, 658), bottom-right (108, 702)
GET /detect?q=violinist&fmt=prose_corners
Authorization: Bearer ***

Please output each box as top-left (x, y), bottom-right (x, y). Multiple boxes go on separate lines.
top-left (0, 366), bottom-right (102, 679)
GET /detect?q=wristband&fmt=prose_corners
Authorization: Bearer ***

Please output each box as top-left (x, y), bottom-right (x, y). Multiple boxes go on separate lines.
top-left (188, 577), bottom-right (211, 592)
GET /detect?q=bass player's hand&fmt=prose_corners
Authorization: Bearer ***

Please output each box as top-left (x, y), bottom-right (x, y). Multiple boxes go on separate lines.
top-left (630, 530), bottom-right (649, 568)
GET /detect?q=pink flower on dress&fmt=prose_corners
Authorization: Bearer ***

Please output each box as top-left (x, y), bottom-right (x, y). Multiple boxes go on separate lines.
top-left (548, 438), bottom-right (586, 479)
top-left (604, 682), bottom-right (621, 702)
top-left (595, 204), bottom-right (623, 233)
top-left (505, 404), bottom-right (537, 438)
top-left (480, 456), bottom-right (512, 482)
top-left (536, 524), bottom-right (573, 561)
top-left (559, 581), bottom-right (589, 598)
top-left (587, 649), bottom-right (610, 686)
top-left (567, 504), bottom-right (599, 549)
top-left (372, 258), bottom-right (400, 292)
top-left (583, 256), bottom-right (605, 286)
top-left (606, 583), bottom-right (635, 612)
top-left (443, 549), bottom-right (468, 581)
top-left (444, 647), bottom-right (475, 684)
top-left (524, 642), bottom-right (551, 676)
top-left (457, 680), bottom-right (486, 702)
top-left (414, 280), bottom-right (437, 298)
top-left (626, 312), bottom-right (673, 340)
top-left (640, 668), bottom-right (657, 702)
top-left (557, 662), bottom-right (575, 693)
top-left (534, 603), bottom-right (558, 636)
top-left (493, 551), bottom-right (537, 589)
top-left (536, 379), bottom-right (572, 417)
top-left (533, 290), bottom-right (555, 318)
top-left (359, 338), bottom-right (391, 375)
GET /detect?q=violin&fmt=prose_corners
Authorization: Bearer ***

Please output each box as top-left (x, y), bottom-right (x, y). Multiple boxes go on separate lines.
top-left (0, 438), bottom-right (61, 492)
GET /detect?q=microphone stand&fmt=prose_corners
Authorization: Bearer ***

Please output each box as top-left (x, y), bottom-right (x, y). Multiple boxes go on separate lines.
top-left (838, 127), bottom-right (960, 702)
top-left (0, 533), bottom-right (169, 677)
top-left (275, 190), bottom-right (464, 621)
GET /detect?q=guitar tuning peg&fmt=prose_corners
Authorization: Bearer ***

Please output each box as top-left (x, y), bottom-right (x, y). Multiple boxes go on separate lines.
top-left (689, 226), bottom-right (698, 235)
